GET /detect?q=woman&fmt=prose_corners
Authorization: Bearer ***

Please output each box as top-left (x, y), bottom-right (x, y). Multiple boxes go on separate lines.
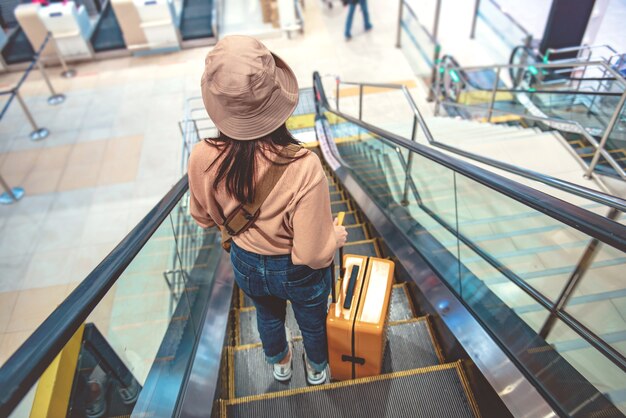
top-left (188, 36), bottom-right (347, 385)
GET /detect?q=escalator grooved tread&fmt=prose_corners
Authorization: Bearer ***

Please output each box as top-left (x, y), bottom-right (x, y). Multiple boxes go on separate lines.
top-left (223, 361), bottom-right (480, 418)
top-left (231, 318), bottom-right (442, 399)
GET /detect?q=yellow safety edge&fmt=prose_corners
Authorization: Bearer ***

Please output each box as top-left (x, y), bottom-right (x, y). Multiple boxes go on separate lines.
top-left (30, 324), bottom-right (85, 418)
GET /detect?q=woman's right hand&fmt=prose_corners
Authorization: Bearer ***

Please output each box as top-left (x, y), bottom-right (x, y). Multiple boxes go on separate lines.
top-left (333, 217), bottom-right (348, 248)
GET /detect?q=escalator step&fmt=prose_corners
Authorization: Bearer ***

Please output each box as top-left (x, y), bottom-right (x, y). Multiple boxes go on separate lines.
top-left (328, 184), bottom-right (339, 193)
top-left (346, 224), bottom-right (368, 242)
top-left (339, 239), bottom-right (379, 258)
top-left (231, 339), bottom-right (328, 399)
top-left (382, 318), bottom-right (443, 373)
top-left (231, 318), bottom-right (442, 399)
top-left (331, 200), bottom-right (351, 214)
top-left (329, 191), bottom-right (344, 202)
top-left (223, 362), bottom-right (479, 417)
top-left (389, 284), bottom-right (416, 322)
top-left (339, 211), bottom-right (358, 225)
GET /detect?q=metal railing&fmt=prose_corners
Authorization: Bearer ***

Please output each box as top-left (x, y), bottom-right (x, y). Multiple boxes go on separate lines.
top-left (334, 77), bottom-right (626, 212)
top-left (316, 71), bottom-right (626, 394)
top-left (179, 96), bottom-right (217, 174)
top-left (470, 0), bottom-right (532, 42)
top-left (0, 32), bottom-right (74, 205)
top-left (435, 58), bottom-right (626, 179)
top-left (395, 0), bottom-right (441, 91)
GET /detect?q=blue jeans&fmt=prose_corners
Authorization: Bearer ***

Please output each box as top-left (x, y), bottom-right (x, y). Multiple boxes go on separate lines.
top-left (345, 0), bottom-right (372, 38)
top-left (230, 241), bottom-right (332, 372)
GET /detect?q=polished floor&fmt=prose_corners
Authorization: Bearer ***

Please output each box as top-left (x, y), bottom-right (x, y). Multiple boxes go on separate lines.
top-left (0, 0), bottom-right (415, 367)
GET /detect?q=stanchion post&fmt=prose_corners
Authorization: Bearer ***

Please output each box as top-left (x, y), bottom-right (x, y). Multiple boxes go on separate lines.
top-left (15, 90), bottom-right (49, 141)
top-left (0, 174), bottom-right (25, 205)
top-left (50, 35), bottom-right (76, 78)
top-left (36, 60), bottom-right (66, 105)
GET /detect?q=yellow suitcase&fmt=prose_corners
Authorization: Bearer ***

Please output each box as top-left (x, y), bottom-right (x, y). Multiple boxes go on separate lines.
top-left (326, 254), bottom-right (395, 380)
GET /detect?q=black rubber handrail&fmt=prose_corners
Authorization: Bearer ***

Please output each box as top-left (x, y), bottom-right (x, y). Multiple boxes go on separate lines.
top-left (440, 54), bottom-right (623, 96)
top-left (313, 71), bottom-right (626, 252)
top-left (0, 175), bottom-right (189, 417)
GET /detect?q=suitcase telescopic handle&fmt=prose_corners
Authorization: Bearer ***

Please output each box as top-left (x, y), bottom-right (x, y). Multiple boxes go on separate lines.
top-left (331, 212), bottom-right (346, 305)
top-left (343, 265), bottom-right (360, 309)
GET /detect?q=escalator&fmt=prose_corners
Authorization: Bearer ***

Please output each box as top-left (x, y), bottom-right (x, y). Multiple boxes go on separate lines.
top-left (1, 74), bottom-right (626, 418)
top-left (179, 0), bottom-right (213, 41)
top-left (223, 158), bottom-right (482, 417)
top-left (90, 1), bottom-right (126, 52)
top-left (438, 55), bottom-right (626, 178)
top-left (1, 28), bottom-right (35, 64)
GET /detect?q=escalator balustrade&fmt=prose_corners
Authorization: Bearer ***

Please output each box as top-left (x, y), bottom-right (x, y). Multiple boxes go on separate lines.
top-left (218, 149), bottom-right (481, 418)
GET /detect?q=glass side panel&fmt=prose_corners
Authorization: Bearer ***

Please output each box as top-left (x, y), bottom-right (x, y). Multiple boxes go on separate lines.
top-left (458, 239), bottom-right (550, 333)
top-left (546, 320), bottom-right (626, 416)
top-left (6, 191), bottom-right (221, 418)
top-left (454, 172), bottom-right (592, 303)
top-left (399, 2), bottom-right (438, 77)
top-left (327, 113), bottom-right (461, 293)
top-left (78, 191), bottom-right (219, 417)
top-left (321, 101), bottom-right (626, 415)
top-left (563, 243), bottom-right (626, 359)
top-left (475, 0), bottom-right (529, 62)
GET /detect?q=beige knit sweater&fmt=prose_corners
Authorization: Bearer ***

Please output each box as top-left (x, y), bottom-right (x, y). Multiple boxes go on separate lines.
top-left (187, 141), bottom-right (336, 269)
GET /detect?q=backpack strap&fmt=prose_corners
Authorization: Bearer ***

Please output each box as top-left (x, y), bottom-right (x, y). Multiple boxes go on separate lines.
top-left (220, 144), bottom-right (302, 250)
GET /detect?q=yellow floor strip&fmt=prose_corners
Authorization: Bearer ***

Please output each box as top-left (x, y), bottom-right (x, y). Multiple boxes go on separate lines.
top-left (31, 324), bottom-right (85, 418)
top-left (478, 114), bottom-right (523, 124)
top-left (459, 90), bottom-right (514, 104)
top-left (286, 113), bottom-right (315, 131)
top-left (338, 79), bottom-right (418, 98)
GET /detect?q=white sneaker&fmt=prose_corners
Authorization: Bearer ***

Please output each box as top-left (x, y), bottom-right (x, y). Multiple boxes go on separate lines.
top-left (304, 355), bottom-right (327, 385)
top-left (273, 346), bottom-right (293, 381)
top-left (273, 327), bottom-right (293, 382)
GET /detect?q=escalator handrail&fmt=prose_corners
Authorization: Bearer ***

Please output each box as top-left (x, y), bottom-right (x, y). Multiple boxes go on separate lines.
top-left (441, 54), bottom-right (624, 95)
top-left (0, 175), bottom-right (189, 417)
top-left (315, 72), bottom-right (626, 251)
top-left (443, 56), bottom-right (626, 87)
top-left (335, 77), bottom-right (626, 211)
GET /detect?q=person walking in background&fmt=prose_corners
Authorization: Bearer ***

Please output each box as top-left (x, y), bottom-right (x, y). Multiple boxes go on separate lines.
top-left (344, 0), bottom-right (372, 41)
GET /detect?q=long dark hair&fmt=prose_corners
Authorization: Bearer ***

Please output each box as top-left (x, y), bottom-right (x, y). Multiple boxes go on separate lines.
top-left (204, 124), bottom-right (303, 204)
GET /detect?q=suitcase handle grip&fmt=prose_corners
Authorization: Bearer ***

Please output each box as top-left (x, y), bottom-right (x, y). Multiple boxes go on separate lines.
top-left (343, 265), bottom-right (360, 310)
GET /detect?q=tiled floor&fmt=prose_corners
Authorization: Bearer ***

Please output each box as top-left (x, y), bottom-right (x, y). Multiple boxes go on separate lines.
top-left (0, 0), bottom-right (416, 369)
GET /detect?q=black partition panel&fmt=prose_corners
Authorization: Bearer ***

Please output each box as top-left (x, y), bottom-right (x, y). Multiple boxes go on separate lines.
top-left (539, 0), bottom-right (596, 60)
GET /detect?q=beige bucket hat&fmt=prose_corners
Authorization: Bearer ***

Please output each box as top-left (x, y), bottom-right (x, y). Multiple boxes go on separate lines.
top-left (200, 36), bottom-right (299, 141)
